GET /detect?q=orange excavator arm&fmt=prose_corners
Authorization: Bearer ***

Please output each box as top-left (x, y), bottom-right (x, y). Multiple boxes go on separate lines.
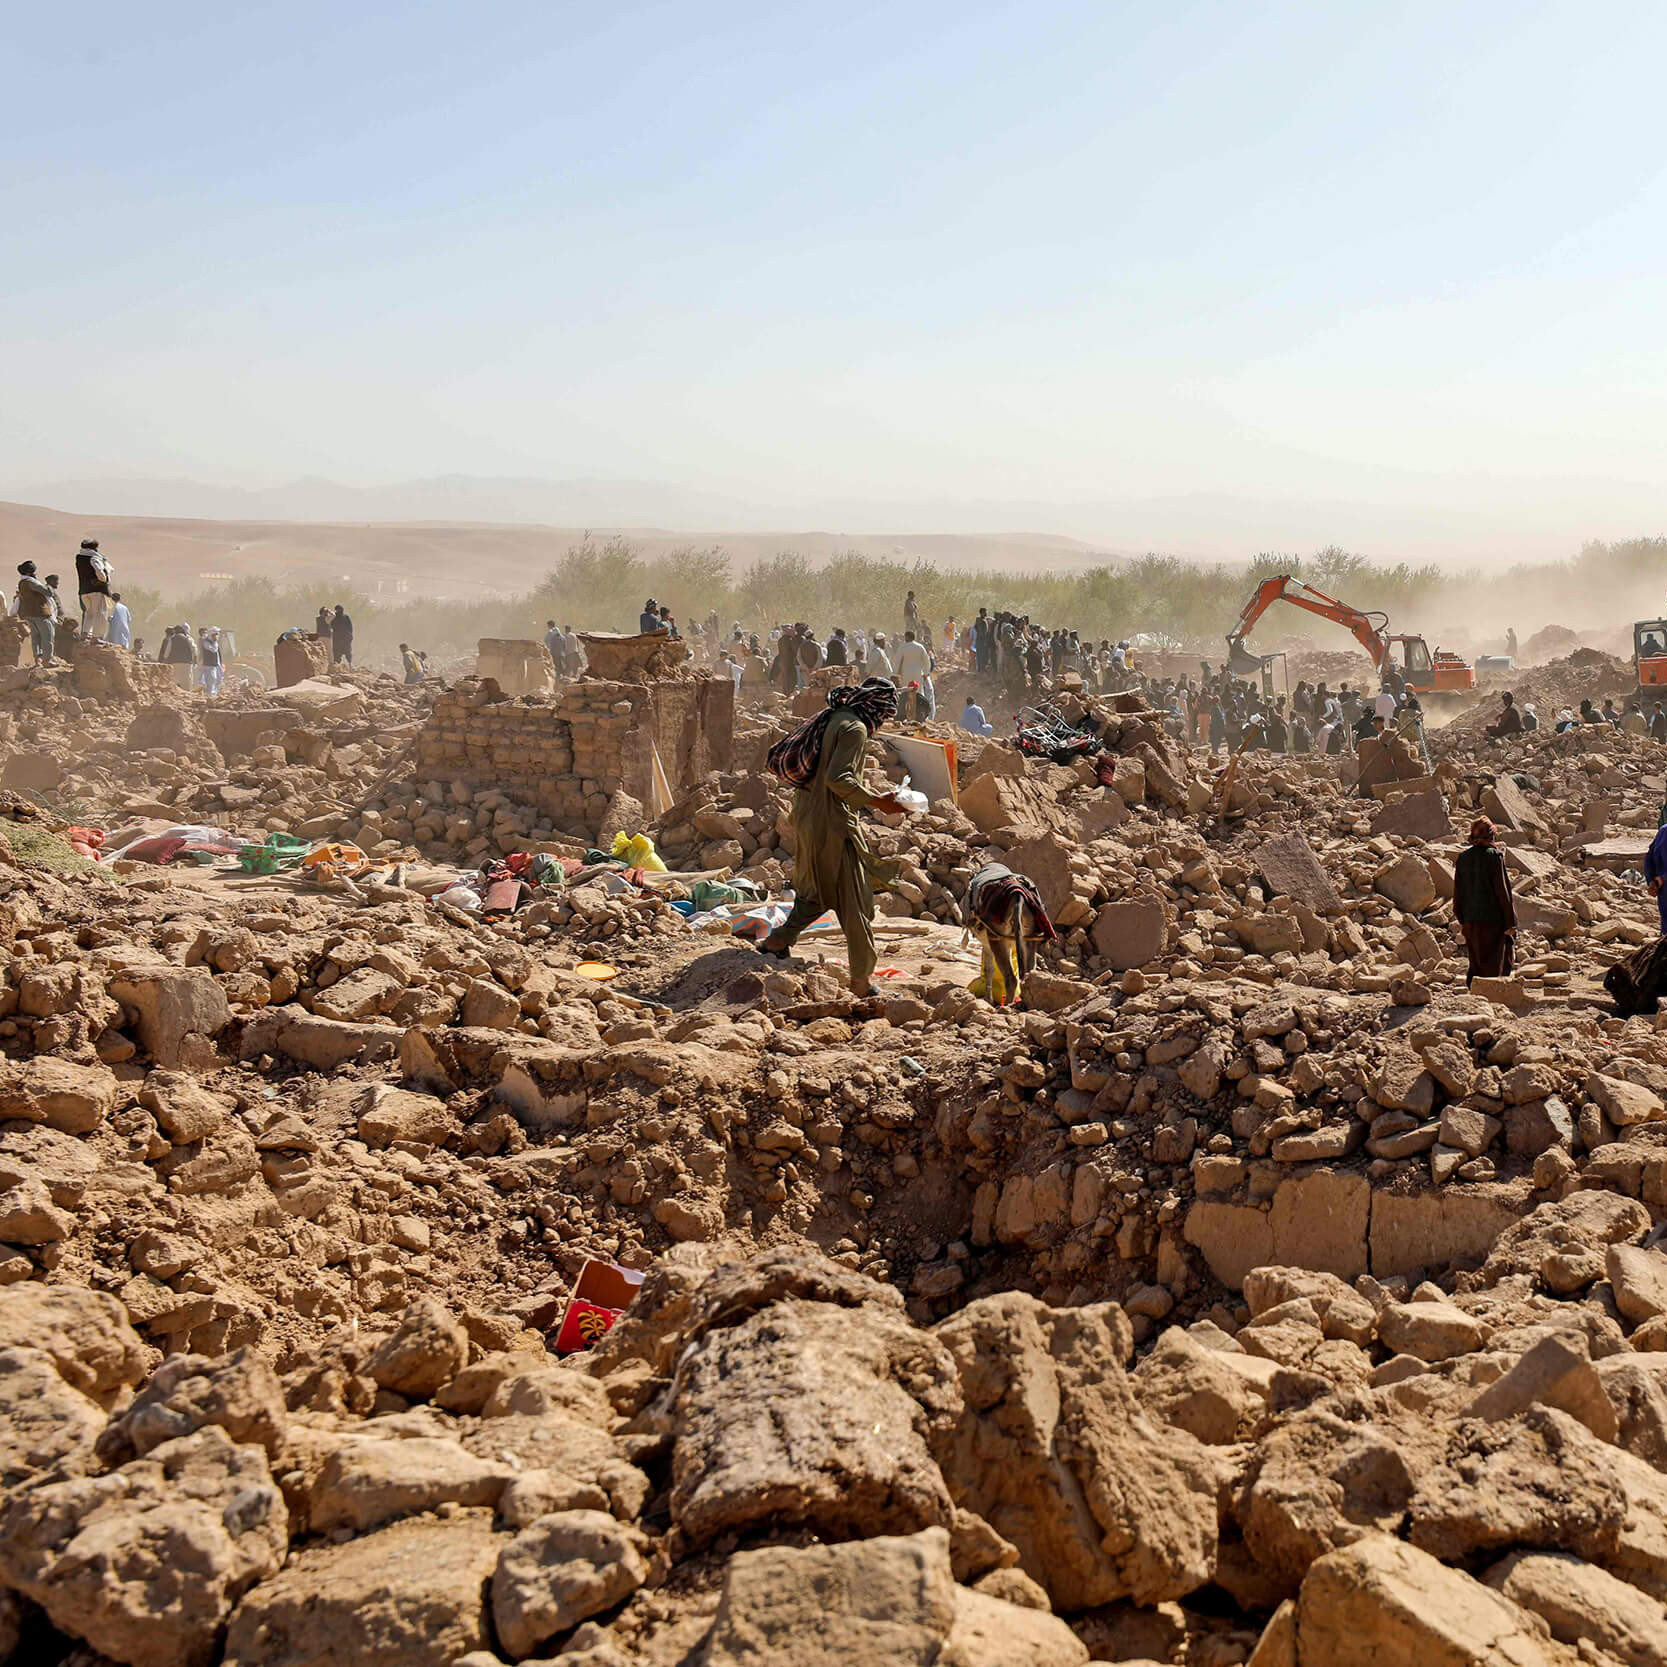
top-left (1226, 575), bottom-right (1391, 675)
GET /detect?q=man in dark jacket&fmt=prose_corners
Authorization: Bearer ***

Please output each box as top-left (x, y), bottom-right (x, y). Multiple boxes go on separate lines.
top-left (1454, 816), bottom-right (1516, 986)
top-left (824, 628), bottom-right (848, 667)
top-left (1486, 692), bottom-right (1524, 741)
top-left (639, 598), bottom-right (663, 636)
top-left (13, 562), bottom-right (55, 663)
top-left (330, 604), bottom-right (353, 666)
top-left (75, 538), bottom-right (112, 641)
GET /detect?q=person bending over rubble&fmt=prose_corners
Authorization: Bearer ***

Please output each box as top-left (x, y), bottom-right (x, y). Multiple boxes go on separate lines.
top-left (758, 676), bottom-right (910, 996)
top-left (1454, 816), bottom-right (1516, 986)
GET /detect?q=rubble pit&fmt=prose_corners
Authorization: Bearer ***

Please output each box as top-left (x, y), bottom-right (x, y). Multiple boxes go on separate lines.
top-left (6, 641), bottom-right (1667, 1663)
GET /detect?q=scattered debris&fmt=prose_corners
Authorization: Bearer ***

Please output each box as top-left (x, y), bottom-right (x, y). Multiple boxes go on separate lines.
top-left (4, 631), bottom-right (1667, 1663)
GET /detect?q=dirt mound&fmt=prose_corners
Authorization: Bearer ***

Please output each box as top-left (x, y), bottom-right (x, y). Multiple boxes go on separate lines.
top-left (1449, 647), bottom-right (1634, 731)
top-left (1525, 622), bottom-right (1583, 662)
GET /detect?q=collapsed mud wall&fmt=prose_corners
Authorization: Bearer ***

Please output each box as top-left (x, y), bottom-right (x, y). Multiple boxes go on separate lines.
top-left (415, 673), bottom-right (734, 834)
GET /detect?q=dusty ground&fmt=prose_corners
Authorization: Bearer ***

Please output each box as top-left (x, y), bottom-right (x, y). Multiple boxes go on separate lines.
top-left (4, 640), bottom-right (1667, 1664)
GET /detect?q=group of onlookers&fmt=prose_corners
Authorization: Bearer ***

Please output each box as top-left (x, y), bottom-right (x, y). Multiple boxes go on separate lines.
top-left (9, 540), bottom-right (129, 664)
top-left (1489, 690), bottom-right (1667, 743)
top-left (313, 604), bottom-right (355, 666)
top-left (542, 620), bottom-right (588, 680)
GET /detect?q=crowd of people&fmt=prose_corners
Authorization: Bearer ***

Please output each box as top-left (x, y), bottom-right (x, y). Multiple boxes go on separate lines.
top-left (582, 591), bottom-right (1464, 762)
top-left (1486, 689), bottom-right (1667, 743)
top-left (8, 541), bottom-right (130, 666)
top-left (7, 542), bottom-right (387, 702)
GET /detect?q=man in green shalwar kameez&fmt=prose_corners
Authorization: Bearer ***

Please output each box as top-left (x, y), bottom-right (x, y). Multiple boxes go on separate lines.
top-left (761, 678), bottom-right (908, 996)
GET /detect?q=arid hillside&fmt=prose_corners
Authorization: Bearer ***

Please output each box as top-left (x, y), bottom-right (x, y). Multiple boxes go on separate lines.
top-left (0, 501), bottom-right (1112, 604)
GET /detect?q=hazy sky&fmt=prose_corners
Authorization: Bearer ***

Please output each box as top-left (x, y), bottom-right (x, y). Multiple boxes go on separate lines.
top-left (7, 1), bottom-right (1667, 555)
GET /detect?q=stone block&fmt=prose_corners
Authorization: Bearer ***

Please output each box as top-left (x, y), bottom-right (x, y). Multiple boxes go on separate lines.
top-left (108, 967), bottom-right (230, 1071)
top-left (1252, 832), bottom-right (1343, 914)
top-left (1466, 1333), bottom-right (1618, 1442)
top-left (1368, 1185), bottom-right (1529, 1280)
top-left (1184, 1202), bottom-right (1274, 1290)
top-left (1369, 791), bottom-right (1451, 841)
top-left (1482, 773), bottom-right (1545, 833)
top-left (1270, 1172), bottom-right (1370, 1280)
top-left (1374, 854), bottom-right (1437, 913)
top-left (1092, 899), bottom-right (1168, 971)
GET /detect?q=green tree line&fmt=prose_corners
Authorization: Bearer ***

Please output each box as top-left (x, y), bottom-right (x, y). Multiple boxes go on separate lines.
top-left (122, 535), bottom-right (1662, 675)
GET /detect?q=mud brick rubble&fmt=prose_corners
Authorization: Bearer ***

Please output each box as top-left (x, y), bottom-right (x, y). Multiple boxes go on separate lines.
top-left (7, 641), bottom-right (1667, 1663)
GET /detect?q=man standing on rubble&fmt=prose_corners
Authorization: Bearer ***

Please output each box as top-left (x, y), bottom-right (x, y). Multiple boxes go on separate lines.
top-left (43, 575), bottom-right (67, 660)
top-left (758, 677), bottom-right (910, 998)
top-left (545, 620), bottom-right (567, 678)
top-left (330, 604), bottom-right (353, 666)
top-left (1454, 817), bottom-right (1516, 986)
top-left (12, 562), bottom-right (55, 664)
top-left (75, 538), bottom-right (112, 641)
top-left (895, 629), bottom-right (930, 693)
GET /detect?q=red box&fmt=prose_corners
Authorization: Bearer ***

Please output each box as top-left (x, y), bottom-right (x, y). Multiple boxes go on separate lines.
top-left (553, 1259), bottom-right (645, 1355)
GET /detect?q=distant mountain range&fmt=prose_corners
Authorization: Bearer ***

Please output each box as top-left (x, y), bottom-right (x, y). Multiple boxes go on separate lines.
top-left (9, 475), bottom-right (774, 533)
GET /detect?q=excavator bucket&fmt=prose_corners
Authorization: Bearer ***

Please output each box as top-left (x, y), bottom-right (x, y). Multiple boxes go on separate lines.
top-left (1227, 640), bottom-right (1266, 678)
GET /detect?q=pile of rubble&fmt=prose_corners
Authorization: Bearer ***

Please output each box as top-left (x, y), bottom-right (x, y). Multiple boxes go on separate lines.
top-left (10, 638), bottom-right (1667, 1661)
top-left (11, 1193), bottom-right (1667, 1664)
top-left (0, 644), bottom-right (433, 844)
top-left (1452, 647), bottom-right (1635, 727)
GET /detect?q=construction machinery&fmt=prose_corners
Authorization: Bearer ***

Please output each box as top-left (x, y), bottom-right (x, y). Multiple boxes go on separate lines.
top-left (1225, 574), bottom-right (1475, 696)
top-left (1633, 618), bottom-right (1667, 695)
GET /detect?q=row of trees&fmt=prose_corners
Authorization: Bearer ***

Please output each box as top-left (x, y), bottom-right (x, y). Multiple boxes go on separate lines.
top-left (121, 535), bottom-right (1651, 674)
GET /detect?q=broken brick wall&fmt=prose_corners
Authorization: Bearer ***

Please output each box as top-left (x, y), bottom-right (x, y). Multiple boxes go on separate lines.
top-left (415, 674), bottom-right (735, 834)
